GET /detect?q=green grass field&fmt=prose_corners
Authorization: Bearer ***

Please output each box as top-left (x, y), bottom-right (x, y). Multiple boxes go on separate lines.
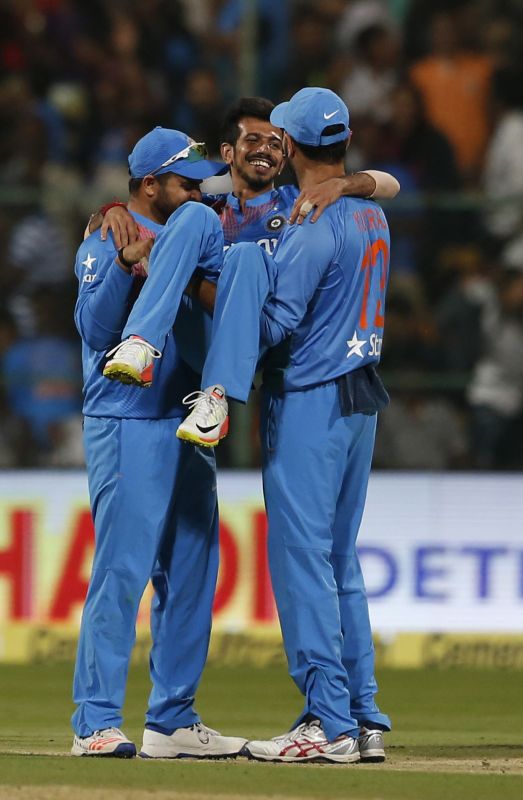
top-left (1, 662), bottom-right (522, 800)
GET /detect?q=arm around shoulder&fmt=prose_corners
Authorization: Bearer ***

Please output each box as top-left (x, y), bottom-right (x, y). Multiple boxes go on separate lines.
top-left (359, 170), bottom-right (400, 199)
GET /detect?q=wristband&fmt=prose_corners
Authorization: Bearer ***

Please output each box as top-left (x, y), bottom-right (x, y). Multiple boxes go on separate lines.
top-left (100, 201), bottom-right (127, 216)
top-left (118, 247), bottom-right (135, 269)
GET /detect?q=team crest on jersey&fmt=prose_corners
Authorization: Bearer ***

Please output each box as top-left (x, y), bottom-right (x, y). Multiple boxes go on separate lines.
top-left (265, 214), bottom-right (286, 232)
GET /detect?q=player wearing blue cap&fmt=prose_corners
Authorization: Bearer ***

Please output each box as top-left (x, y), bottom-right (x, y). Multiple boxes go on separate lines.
top-left (98, 97), bottom-right (398, 396)
top-left (71, 126), bottom-right (247, 759)
top-left (177, 88), bottom-right (393, 763)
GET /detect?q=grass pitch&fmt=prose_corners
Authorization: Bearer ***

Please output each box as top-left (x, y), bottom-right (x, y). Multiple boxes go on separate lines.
top-left (0, 662), bottom-right (522, 799)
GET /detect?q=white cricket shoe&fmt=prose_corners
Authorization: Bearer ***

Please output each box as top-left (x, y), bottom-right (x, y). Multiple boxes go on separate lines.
top-left (243, 719), bottom-right (360, 764)
top-left (358, 726), bottom-right (386, 762)
top-left (139, 722), bottom-right (246, 759)
top-left (103, 336), bottom-right (161, 387)
top-left (71, 727), bottom-right (136, 757)
top-left (176, 385), bottom-right (229, 447)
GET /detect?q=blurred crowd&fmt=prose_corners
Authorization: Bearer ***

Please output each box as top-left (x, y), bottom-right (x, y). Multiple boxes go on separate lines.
top-left (1, 0), bottom-right (523, 470)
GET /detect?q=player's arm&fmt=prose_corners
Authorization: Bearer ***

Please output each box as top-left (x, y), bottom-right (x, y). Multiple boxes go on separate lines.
top-left (75, 238), bottom-right (153, 351)
top-left (85, 202), bottom-right (140, 248)
top-left (185, 271), bottom-right (217, 314)
top-left (260, 219), bottom-right (335, 347)
top-left (122, 202), bottom-right (224, 338)
top-left (290, 170), bottom-right (400, 224)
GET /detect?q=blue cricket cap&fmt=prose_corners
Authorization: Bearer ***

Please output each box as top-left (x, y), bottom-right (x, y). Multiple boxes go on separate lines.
top-left (128, 126), bottom-right (227, 180)
top-left (270, 88), bottom-right (350, 146)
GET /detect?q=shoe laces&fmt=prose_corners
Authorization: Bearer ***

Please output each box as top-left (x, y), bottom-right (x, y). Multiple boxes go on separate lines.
top-left (271, 721), bottom-right (313, 744)
top-left (191, 722), bottom-right (220, 735)
top-left (93, 727), bottom-right (126, 738)
top-left (106, 337), bottom-right (161, 363)
top-left (182, 390), bottom-right (226, 422)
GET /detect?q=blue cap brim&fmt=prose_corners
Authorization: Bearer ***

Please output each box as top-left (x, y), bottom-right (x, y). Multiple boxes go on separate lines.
top-left (156, 159), bottom-right (228, 180)
top-left (270, 102), bottom-right (289, 130)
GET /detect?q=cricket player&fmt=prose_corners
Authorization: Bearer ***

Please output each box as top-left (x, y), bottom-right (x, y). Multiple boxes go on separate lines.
top-left (177, 88), bottom-right (393, 763)
top-left (72, 126), bottom-right (247, 759)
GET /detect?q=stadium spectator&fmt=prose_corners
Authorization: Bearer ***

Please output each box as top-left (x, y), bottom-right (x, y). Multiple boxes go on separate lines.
top-left (467, 264), bottom-right (523, 469)
top-left (374, 389), bottom-right (469, 470)
top-left (339, 23), bottom-right (401, 124)
top-left (483, 66), bottom-right (523, 246)
top-left (1, 288), bottom-right (82, 466)
top-left (409, 9), bottom-right (493, 185)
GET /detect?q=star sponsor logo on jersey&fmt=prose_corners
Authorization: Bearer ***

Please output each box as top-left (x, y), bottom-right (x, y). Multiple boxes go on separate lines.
top-left (265, 214), bottom-right (286, 232)
top-left (346, 331), bottom-right (367, 359)
top-left (81, 253), bottom-right (96, 270)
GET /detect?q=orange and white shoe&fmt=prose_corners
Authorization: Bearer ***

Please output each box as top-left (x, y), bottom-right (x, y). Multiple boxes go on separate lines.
top-left (176, 385), bottom-right (229, 447)
top-left (71, 727), bottom-right (136, 758)
top-left (103, 336), bottom-right (161, 387)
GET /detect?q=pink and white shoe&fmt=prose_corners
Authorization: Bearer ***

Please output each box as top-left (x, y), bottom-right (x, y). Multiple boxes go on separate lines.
top-left (103, 336), bottom-right (161, 387)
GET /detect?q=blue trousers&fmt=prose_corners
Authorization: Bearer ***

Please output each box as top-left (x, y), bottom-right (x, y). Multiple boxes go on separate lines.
top-left (204, 243), bottom-right (391, 741)
top-left (72, 416), bottom-right (219, 737)
top-left (203, 243), bottom-right (275, 401)
top-left (121, 250), bottom-right (207, 368)
top-left (261, 386), bottom-right (390, 741)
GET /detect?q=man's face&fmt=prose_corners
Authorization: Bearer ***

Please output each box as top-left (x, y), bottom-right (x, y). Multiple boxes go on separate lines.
top-left (153, 173), bottom-right (202, 222)
top-left (223, 117), bottom-right (285, 192)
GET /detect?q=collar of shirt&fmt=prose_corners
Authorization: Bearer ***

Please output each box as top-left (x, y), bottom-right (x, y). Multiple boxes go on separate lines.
top-left (129, 209), bottom-right (164, 234)
top-left (225, 188), bottom-right (279, 211)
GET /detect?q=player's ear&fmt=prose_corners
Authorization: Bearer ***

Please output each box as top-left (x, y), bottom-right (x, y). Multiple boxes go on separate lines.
top-left (142, 175), bottom-right (157, 197)
top-left (221, 142), bottom-right (233, 166)
top-left (283, 133), bottom-right (295, 159)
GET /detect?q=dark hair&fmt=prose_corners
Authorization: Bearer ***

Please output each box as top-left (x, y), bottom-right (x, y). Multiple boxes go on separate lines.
top-left (492, 66), bottom-right (523, 110)
top-left (355, 23), bottom-right (389, 57)
top-left (220, 97), bottom-right (275, 146)
top-left (128, 171), bottom-right (172, 195)
top-left (293, 124), bottom-right (348, 164)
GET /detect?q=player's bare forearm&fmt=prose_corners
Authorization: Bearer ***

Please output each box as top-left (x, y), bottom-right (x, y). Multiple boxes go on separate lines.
top-left (116, 238), bottom-right (154, 275)
top-left (290, 170), bottom-right (400, 224)
top-left (186, 273), bottom-right (216, 314)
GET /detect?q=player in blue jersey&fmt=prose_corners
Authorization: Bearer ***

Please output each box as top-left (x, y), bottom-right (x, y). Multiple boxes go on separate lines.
top-left (175, 88), bottom-right (393, 763)
top-left (71, 126), bottom-right (247, 759)
top-left (100, 97), bottom-right (398, 393)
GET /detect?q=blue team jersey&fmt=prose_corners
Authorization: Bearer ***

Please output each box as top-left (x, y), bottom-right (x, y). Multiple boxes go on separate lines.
top-left (206, 185), bottom-right (298, 258)
top-left (261, 197), bottom-right (390, 391)
top-left (74, 210), bottom-right (202, 419)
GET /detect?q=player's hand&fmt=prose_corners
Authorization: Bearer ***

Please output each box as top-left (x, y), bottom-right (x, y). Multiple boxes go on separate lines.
top-left (102, 206), bottom-right (140, 248)
top-left (117, 238), bottom-right (154, 275)
top-left (290, 177), bottom-right (346, 225)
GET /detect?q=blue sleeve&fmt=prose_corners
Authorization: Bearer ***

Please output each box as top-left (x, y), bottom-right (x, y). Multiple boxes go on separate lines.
top-left (148, 201), bottom-right (224, 282)
top-left (260, 216), bottom-right (336, 347)
top-left (74, 235), bottom-right (135, 351)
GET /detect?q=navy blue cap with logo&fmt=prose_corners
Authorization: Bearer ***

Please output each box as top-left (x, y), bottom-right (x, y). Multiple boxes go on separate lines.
top-left (128, 127), bottom-right (228, 180)
top-left (270, 88), bottom-right (351, 146)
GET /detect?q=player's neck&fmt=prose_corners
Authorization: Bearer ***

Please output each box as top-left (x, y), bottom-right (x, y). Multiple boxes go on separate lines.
top-left (127, 197), bottom-right (164, 225)
top-left (295, 162), bottom-right (346, 191)
top-left (232, 180), bottom-right (274, 211)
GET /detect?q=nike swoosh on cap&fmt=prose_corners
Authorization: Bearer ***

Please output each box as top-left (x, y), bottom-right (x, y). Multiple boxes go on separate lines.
top-left (323, 110), bottom-right (339, 120)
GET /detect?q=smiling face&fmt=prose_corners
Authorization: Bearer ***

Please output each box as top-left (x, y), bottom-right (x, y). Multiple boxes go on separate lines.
top-left (221, 117), bottom-right (285, 194)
